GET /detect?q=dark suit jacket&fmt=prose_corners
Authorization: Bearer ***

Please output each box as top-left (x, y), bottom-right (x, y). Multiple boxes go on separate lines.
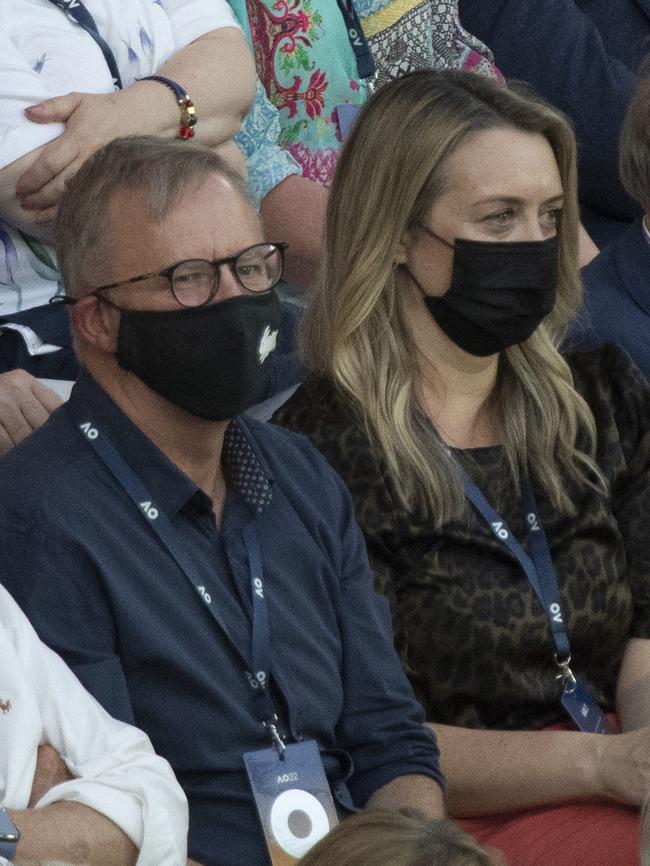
top-left (459, 0), bottom-right (649, 246)
top-left (569, 218), bottom-right (650, 379)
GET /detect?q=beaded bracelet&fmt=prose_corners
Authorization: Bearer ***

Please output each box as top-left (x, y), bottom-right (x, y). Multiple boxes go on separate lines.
top-left (138, 75), bottom-right (198, 139)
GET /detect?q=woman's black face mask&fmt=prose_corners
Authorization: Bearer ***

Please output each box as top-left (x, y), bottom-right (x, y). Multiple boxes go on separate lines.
top-left (407, 225), bottom-right (559, 356)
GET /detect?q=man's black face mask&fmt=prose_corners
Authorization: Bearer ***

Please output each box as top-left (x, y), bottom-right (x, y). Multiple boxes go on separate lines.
top-left (115, 291), bottom-right (281, 420)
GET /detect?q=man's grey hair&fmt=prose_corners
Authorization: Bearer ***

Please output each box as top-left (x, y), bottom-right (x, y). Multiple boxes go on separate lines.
top-left (55, 135), bottom-right (251, 297)
top-left (619, 58), bottom-right (650, 212)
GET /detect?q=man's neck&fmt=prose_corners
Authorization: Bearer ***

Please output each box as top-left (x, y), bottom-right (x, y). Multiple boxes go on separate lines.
top-left (87, 358), bottom-right (229, 501)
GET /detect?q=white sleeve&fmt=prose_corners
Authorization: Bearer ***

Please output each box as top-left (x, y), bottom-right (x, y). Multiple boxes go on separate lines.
top-left (0, 27), bottom-right (64, 170)
top-left (1, 586), bottom-right (188, 866)
top-left (161, 0), bottom-right (241, 49)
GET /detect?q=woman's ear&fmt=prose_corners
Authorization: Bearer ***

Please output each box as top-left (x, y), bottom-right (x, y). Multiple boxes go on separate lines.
top-left (395, 230), bottom-right (412, 265)
top-left (70, 295), bottom-right (120, 353)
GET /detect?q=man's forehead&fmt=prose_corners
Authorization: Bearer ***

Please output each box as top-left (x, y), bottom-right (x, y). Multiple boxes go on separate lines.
top-left (105, 174), bottom-right (258, 246)
top-left (109, 172), bottom-right (250, 220)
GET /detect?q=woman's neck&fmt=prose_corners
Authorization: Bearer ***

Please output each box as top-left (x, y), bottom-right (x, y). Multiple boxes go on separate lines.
top-left (409, 299), bottom-right (500, 449)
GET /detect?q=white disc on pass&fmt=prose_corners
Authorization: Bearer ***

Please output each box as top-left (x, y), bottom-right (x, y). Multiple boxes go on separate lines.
top-left (269, 788), bottom-right (331, 857)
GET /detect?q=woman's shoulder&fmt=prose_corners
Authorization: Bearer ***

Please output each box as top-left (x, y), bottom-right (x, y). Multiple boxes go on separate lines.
top-left (272, 374), bottom-right (382, 489)
top-left (273, 373), bottom-right (361, 437)
top-left (566, 342), bottom-right (647, 402)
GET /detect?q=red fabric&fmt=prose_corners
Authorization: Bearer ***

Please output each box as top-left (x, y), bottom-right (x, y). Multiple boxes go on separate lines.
top-left (459, 718), bottom-right (640, 866)
top-left (461, 801), bottom-right (639, 866)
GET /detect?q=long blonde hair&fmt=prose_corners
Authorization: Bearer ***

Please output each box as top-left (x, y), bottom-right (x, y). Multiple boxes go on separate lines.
top-left (298, 809), bottom-right (502, 866)
top-left (303, 70), bottom-right (604, 524)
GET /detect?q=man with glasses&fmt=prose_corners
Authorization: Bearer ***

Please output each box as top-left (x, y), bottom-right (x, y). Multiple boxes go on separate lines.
top-left (0, 136), bottom-right (445, 866)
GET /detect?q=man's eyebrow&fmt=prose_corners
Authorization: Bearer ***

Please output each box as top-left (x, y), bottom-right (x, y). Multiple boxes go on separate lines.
top-left (469, 194), bottom-right (565, 208)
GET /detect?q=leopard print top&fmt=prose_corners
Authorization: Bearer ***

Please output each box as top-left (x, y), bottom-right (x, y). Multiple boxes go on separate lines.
top-left (273, 345), bottom-right (650, 730)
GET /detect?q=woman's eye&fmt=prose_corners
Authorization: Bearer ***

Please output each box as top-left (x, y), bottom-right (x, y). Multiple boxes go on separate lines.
top-left (544, 208), bottom-right (562, 227)
top-left (487, 210), bottom-right (514, 226)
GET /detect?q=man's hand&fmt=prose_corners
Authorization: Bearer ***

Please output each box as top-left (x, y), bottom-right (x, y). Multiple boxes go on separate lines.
top-left (0, 370), bottom-right (62, 454)
top-left (28, 744), bottom-right (73, 808)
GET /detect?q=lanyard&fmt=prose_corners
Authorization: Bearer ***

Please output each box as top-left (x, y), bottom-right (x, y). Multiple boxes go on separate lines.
top-left (77, 419), bottom-right (286, 751)
top-left (334, 0), bottom-right (376, 81)
top-left (46, 0), bottom-right (123, 89)
top-left (459, 465), bottom-right (573, 673)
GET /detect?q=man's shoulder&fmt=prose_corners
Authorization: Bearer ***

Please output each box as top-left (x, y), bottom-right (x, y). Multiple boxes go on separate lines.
top-left (0, 404), bottom-right (87, 523)
top-left (582, 221), bottom-right (650, 314)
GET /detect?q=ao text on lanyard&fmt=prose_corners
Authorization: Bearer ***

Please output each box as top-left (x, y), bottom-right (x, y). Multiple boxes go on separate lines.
top-left (458, 462), bottom-right (609, 734)
top-left (78, 419), bottom-right (287, 753)
top-left (335, 0), bottom-right (376, 82)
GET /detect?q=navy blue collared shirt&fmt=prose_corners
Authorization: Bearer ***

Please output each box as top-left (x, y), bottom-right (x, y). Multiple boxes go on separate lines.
top-left (0, 372), bottom-right (443, 866)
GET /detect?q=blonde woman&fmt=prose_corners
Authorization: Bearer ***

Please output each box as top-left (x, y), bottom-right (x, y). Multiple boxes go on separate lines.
top-left (274, 70), bottom-right (648, 865)
top-left (298, 810), bottom-right (502, 866)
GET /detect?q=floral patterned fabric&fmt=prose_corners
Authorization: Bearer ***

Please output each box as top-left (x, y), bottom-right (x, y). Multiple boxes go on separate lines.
top-left (230, 0), bottom-right (368, 185)
top-left (229, 0), bottom-right (500, 189)
top-left (234, 80), bottom-right (301, 204)
top-left (361, 0), bottom-right (502, 88)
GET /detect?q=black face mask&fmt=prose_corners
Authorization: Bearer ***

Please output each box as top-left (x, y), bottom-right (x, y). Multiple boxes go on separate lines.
top-left (410, 228), bottom-right (558, 356)
top-left (114, 291), bottom-right (281, 420)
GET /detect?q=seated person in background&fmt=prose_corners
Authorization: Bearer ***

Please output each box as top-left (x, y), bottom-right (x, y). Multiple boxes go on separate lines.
top-left (459, 0), bottom-right (648, 248)
top-left (297, 809), bottom-right (502, 866)
top-left (0, 136), bottom-right (445, 866)
top-left (274, 70), bottom-right (649, 866)
top-left (0, 0), bottom-right (254, 453)
top-left (234, 0), bottom-right (503, 406)
top-left (233, 0), bottom-right (502, 291)
top-left (0, 582), bottom-right (186, 865)
top-left (569, 62), bottom-right (650, 379)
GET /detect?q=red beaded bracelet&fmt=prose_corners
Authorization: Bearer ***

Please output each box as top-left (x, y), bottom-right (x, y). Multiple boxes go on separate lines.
top-left (138, 75), bottom-right (198, 140)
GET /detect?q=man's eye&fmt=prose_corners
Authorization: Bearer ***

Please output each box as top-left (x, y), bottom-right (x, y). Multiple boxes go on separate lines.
top-left (238, 264), bottom-right (263, 276)
top-left (175, 268), bottom-right (212, 285)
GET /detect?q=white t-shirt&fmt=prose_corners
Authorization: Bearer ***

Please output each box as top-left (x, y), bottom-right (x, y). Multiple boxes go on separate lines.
top-left (0, 0), bottom-right (239, 313)
top-left (0, 582), bottom-right (188, 865)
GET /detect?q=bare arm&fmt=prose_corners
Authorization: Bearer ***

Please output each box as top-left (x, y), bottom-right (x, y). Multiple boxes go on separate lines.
top-left (260, 174), bottom-right (328, 290)
top-left (366, 773), bottom-right (445, 819)
top-left (13, 28), bottom-right (255, 224)
top-left (152, 27), bottom-right (256, 143)
top-left (430, 721), bottom-right (650, 817)
top-left (0, 149), bottom-right (54, 241)
top-left (21, 746), bottom-right (192, 866)
top-left (9, 802), bottom-right (137, 866)
top-left (617, 638), bottom-right (650, 732)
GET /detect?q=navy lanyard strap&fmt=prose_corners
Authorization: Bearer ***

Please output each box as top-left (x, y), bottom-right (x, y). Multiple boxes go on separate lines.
top-left (76, 419), bottom-right (283, 740)
top-left (459, 464), bottom-right (572, 662)
top-left (334, 0), bottom-right (376, 81)
top-left (46, 0), bottom-right (123, 89)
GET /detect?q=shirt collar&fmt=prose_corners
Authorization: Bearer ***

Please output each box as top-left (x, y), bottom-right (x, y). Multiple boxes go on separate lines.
top-left (65, 371), bottom-right (274, 517)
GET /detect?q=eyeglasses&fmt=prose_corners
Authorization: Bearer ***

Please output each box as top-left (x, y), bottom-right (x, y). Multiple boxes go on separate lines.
top-left (92, 242), bottom-right (288, 308)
